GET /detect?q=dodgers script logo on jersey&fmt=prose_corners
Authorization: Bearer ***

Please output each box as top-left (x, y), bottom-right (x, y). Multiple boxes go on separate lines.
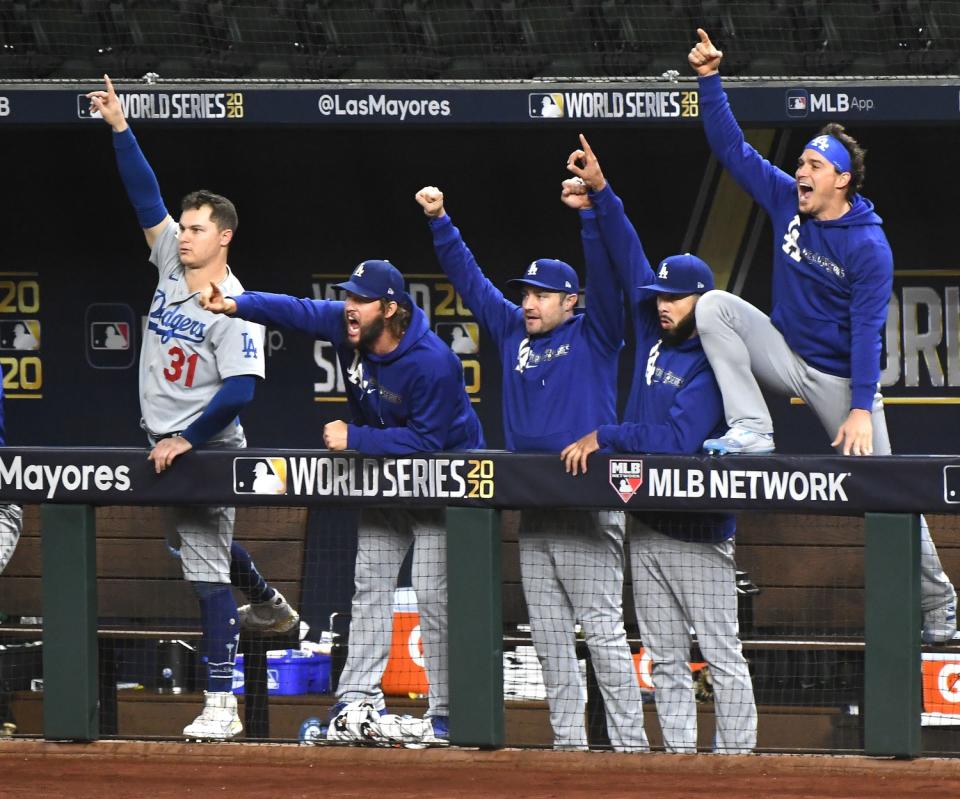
top-left (148, 290), bottom-right (207, 344)
top-left (610, 459), bottom-right (644, 504)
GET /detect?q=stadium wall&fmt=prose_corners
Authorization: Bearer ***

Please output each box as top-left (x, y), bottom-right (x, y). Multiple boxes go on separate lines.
top-left (0, 88), bottom-right (957, 453)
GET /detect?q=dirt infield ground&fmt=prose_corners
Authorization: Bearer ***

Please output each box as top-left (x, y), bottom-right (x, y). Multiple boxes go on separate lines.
top-left (1, 740), bottom-right (959, 798)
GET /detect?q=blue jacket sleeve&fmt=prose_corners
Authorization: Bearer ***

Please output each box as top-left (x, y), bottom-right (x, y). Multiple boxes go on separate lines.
top-left (595, 367), bottom-right (723, 454)
top-left (428, 215), bottom-right (521, 347)
top-left (698, 74), bottom-right (795, 215)
top-left (847, 234), bottom-right (894, 410)
top-left (347, 361), bottom-right (463, 455)
top-left (590, 183), bottom-right (656, 309)
top-left (579, 209), bottom-right (625, 355)
top-left (112, 128), bottom-right (168, 229)
top-left (181, 375), bottom-right (255, 447)
top-left (233, 292), bottom-right (344, 342)
top-left (591, 182), bottom-right (660, 339)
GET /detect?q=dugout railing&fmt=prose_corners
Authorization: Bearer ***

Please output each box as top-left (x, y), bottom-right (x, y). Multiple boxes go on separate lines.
top-left (0, 446), bottom-right (954, 757)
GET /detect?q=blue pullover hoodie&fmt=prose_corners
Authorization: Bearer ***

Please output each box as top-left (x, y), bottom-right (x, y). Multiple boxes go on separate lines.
top-left (591, 183), bottom-right (735, 543)
top-left (232, 292), bottom-right (484, 454)
top-left (428, 211), bottom-right (623, 452)
top-left (699, 73), bottom-right (893, 411)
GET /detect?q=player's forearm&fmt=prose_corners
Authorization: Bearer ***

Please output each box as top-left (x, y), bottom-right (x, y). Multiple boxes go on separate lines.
top-left (591, 182), bottom-right (655, 305)
top-left (233, 292), bottom-right (340, 340)
top-left (430, 215), bottom-right (510, 340)
top-left (579, 211), bottom-right (625, 352)
top-left (346, 423), bottom-right (443, 456)
top-left (181, 375), bottom-right (255, 447)
top-left (112, 128), bottom-right (167, 229)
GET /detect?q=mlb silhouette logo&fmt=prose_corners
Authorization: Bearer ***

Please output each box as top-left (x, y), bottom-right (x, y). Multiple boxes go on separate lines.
top-left (435, 322), bottom-right (479, 355)
top-left (528, 93), bottom-right (564, 119)
top-left (609, 459), bottom-right (644, 504)
top-left (786, 89), bottom-right (809, 118)
top-left (234, 457), bottom-right (287, 495)
top-left (86, 303), bottom-right (137, 370)
top-left (0, 320), bottom-right (40, 351)
top-left (90, 322), bottom-right (130, 350)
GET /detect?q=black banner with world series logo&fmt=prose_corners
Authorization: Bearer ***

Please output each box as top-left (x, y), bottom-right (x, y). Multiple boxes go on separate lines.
top-left (0, 447), bottom-right (958, 514)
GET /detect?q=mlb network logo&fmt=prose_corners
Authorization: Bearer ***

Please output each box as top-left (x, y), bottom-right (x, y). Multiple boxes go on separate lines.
top-left (528, 93), bottom-right (564, 119)
top-left (234, 457), bottom-right (287, 495)
top-left (786, 89), bottom-right (808, 118)
top-left (610, 459), bottom-right (644, 504)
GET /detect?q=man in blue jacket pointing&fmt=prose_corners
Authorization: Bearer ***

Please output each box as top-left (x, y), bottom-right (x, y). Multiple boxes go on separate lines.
top-left (202, 259), bottom-right (484, 742)
top-left (560, 136), bottom-right (757, 753)
top-left (688, 29), bottom-right (956, 643)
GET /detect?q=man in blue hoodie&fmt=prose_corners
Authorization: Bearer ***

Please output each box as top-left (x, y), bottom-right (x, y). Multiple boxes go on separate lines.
top-left (201, 260), bottom-right (484, 742)
top-left (560, 137), bottom-right (756, 754)
top-left (415, 184), bottom-right (647, 751)
top-left (688, 30), bottom-right (956, 643)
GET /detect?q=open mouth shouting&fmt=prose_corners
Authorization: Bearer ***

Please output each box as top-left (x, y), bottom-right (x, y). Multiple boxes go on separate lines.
top-left (345, 310), bottom-right (362, 338)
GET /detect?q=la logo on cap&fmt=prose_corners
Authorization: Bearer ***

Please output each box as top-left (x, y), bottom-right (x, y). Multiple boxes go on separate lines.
top-left (658, 262), bottom-right (669, 279)
top-left (354, 264), bottom-right (365, 277)
top-left (527, 263), bottom-right (538, 275)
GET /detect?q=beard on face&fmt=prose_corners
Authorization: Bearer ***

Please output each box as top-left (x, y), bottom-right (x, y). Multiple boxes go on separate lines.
top-left (342, 311), bottom-right (385, 351)
top-left (660, 308), bottom-right (697, 346)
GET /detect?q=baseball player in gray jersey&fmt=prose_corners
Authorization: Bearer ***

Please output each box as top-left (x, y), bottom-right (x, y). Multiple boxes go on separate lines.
top-left (87, 76), bottom-right (298, 741)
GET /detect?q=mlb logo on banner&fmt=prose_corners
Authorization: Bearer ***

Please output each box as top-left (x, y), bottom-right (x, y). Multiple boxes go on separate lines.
top-left (610, 459), bottom-right (643, 504)
top-left (233, 457), bottom-right (288, 495)
top-left (528, 92), bottom-right (564, 119)
top-left (85, 303), bottom-right (137, 369)
top-left (786, 89), bottom-right (809, 118)
top-left (0, 320), bottom-right (40, 351)
top-left (90, 322), bottom-right (130, 350)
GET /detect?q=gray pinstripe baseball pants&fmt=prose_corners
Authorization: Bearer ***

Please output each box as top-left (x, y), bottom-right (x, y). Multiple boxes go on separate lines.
top-left (335, 507), bottom-right (448, 718)
top-left (697, 290), bottom-right (955, 612)
top-left (629, 518), bottom-right (757, 754)
top-left (519, 509), bottom-right (648, 752)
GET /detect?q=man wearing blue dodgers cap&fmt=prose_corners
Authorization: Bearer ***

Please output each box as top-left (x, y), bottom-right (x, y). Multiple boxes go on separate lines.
top-left (689, 29), bottom-right (957, 643)
top-left (561, 135), bottom-right (756, 754)
top-left (416, 184), bottom-right (648, 752)
top-left (201, 257), bottom-right (484, 745)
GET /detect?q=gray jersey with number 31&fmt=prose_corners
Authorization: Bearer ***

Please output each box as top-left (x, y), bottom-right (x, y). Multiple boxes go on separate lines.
top-left (139, 221), bottom-right (265, 437)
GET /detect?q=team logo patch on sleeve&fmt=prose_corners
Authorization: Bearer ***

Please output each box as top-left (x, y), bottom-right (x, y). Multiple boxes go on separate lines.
top-left (609, 459), bottom-right (644, 504)
top-left (233, 457), bottom-right (287, 495)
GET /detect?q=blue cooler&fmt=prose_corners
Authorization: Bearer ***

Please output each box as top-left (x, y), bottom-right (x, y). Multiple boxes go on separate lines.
top-left (232, 649), bottom-right (331, 696)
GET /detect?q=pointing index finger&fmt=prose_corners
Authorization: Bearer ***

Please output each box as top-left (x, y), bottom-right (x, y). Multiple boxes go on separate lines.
top-left (104, 74), bottom-right (116, 96)
top-left (697, 28), bottom-right (712, 48)
top-left (578, 133), bottom-right (596, 160)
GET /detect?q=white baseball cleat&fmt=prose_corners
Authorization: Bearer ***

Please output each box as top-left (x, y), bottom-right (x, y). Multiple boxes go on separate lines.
top-left (238, 591), bottom-right (300, 634)
top-left (703, 427), bottom-right (775, 455)
top-left (183, 691), bottom-right (243, 741)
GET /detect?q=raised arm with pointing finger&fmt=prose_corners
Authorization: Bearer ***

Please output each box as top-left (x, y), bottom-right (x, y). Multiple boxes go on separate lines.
top-left (87, 75), bottom-right (300, 742)
top-left (688, 30), bottom-right (957, 642)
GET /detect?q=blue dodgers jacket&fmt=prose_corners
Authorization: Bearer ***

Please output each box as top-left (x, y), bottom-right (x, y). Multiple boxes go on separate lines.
top-left (232, 292), bottom-right (484, 454)
top-left (428, 212), bottom-right (623, 452)
top-left (590, 183), bottom-right (735, 543)
top-left (699, 73), bottom-right (893, 412)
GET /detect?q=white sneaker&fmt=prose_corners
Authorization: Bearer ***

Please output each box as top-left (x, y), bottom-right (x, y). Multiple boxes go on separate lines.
top-left (703, 427), bottom-right (775, 455)
top-left (238, 591), bottom-right (300, 634)
top-left (183, 691), bottom-right (242, 740)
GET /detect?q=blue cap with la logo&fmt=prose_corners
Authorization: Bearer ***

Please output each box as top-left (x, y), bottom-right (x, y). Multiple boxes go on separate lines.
top-left (506, 258), bottom-right (580, 294)
top-left (638, 253), bottom-right (714, 296)
top-left (333, 260), bottom-right (407, 301)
